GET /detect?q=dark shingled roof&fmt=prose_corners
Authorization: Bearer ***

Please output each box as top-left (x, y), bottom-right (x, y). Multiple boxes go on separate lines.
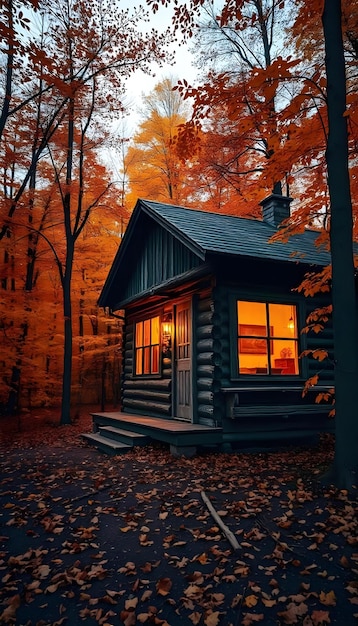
top-left (141, 199), bottom-right (331, 266)
top-left (98, 199), bottom-right (331, 308)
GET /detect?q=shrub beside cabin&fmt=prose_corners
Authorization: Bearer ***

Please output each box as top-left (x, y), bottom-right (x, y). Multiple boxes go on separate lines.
top-left (90, 195), bottom-right (334, 456)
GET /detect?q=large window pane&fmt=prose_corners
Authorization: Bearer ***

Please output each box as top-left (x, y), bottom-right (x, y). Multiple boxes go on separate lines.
top-left (135, 315), bottom-right (160, 376)
top-left (136, 348), bottom-right (143, 375)
top-left (237, 300), bottom-right (299, 376)
top-left (151, 317), bottom-right (160, 344)
top-left (143, 319), bottom-right (151, 346)
top-left (143, 346), bottom-right (150, 374)
top-left (237, 301), bottom-right (267, 329)
top-left (152, 345), bottom-right (159, 373)
top-left (268, 303), bottom-right (296, 337)
top-left (136, 322), bottom-right (143, 347)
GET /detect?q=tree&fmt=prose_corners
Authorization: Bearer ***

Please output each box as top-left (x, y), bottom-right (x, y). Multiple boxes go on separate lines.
top-left (172, 0), bottom-right (297, 204)
top-left (320, 0), bottom-right (358, 487)
top-left (125, 78), bottom-right (190, 206)
top-left (1, 0), bottom-right (173, 422)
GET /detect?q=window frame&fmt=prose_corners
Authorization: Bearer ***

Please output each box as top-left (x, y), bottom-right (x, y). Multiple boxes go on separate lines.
top-left (133, 313), bottom-right (161, 377)
top-left (230, 296), bottom-right (303, 379)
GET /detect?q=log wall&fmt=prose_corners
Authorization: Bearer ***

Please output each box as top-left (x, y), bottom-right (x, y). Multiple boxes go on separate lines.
top-left (121, 321), bottom-right (172, 417)
top-left (193, 293), bottom-right (224, 427)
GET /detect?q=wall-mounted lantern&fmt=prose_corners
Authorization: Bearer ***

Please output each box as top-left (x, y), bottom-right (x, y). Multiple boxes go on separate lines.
top-left (162, 312), bottom-right (172, 355)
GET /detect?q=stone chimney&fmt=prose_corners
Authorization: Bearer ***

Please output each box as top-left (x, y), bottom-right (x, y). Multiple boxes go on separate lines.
top-left (260, 194), bottom-right (293, 228)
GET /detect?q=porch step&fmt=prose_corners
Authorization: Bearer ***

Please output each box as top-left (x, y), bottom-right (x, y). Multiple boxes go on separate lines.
top-left (99, 426), bottom-right (149, 446)
top-left (83, 411), bottom-right (223, 457)
top-left (81, 432), bottom-right (132, 455)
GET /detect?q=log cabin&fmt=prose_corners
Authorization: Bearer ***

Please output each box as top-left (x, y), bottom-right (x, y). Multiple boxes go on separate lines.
top-left (83, 194), bottom-right (335, 456)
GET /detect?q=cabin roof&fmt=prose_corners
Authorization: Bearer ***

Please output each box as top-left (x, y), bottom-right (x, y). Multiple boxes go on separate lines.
top-left (99, 198), bottom-right (330, 308)
top-left (141, 199), bottom-right (330, 264)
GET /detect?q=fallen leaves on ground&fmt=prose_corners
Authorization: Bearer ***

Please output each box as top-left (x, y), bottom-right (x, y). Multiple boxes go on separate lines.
top-left (0, 416), bottom-right (357, 625)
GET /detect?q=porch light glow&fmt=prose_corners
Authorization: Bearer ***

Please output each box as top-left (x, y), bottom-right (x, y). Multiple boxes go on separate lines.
top-left (162, 312), bottom-right (172, 353)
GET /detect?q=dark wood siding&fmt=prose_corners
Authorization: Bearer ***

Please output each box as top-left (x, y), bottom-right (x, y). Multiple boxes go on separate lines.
top-left (194, 292), bottom-right (224, 427)
top-left (121, 221), bottom-right (201, 303)
top-left (208, 276), bottom-right (335, 444)
top-left (121, 318), bottom-right (172, 417)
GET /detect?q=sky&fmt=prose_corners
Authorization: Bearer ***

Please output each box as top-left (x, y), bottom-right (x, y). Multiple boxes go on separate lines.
top-left (122, 1), bottom-right (198, 123)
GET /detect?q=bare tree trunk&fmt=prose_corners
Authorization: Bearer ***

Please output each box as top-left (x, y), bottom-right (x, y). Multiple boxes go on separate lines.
top-left (322, 0), bottom-right (358, 488)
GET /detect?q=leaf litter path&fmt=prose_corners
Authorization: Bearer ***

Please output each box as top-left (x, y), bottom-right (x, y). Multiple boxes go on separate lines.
top-left (0, 430), bottom-right (357, 626)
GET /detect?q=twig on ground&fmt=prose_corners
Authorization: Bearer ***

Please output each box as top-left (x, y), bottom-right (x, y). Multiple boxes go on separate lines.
top-left (201, 490), bottom-right (240, 551)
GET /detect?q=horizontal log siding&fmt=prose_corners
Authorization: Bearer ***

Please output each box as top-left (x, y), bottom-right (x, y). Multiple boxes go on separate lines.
top-left (121, 321), bottom-right (172, 417)
top-left (121, 223), bottom-right (201, 302)
top-left (194, 294), bottom-right (223, 427)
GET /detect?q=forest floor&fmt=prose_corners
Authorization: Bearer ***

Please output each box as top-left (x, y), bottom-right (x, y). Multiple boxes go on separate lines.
top-left (0, 407), bottom-right (357, 626)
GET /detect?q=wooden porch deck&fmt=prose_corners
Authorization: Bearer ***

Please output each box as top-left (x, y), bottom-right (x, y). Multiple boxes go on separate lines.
top-left (82, 411), bottom-right (223, 456)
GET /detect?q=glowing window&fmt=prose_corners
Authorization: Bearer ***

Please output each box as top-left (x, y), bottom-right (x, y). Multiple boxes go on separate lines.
top-left (135, 316), bottom-right (160, 375)
top-left (237, 301), bottom-right (299, 376)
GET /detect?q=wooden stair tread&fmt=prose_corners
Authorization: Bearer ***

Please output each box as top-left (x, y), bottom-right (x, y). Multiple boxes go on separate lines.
top-left (99, 426), bottom-right (148, 439)
top-left (82, 432), bottom-right (132, 451)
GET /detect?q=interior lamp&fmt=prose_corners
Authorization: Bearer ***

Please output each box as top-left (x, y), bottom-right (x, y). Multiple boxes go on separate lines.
top-left (287, 310), bottom-right (295, 331)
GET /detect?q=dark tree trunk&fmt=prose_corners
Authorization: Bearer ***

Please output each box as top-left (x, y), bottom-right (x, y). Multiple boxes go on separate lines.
top-left (322, 0), bottom-right (358, 488)
top-left (60, 241), bottom-right (74, 425)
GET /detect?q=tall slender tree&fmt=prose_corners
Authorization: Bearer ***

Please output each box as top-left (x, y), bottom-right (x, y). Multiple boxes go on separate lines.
top-left (321, 0), bottom-right (358, 487)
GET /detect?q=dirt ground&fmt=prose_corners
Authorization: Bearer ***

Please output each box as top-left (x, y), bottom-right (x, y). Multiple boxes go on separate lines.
top-left (0, 408), bottom-right (357, 625)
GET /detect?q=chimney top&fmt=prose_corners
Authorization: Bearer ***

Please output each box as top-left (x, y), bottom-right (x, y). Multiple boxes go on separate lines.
top-left (260, 194), bottom-right (293, 228)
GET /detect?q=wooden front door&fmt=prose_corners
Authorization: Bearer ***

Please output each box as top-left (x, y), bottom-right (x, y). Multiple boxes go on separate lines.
top-left (175, 300), bottom-right (192, 421)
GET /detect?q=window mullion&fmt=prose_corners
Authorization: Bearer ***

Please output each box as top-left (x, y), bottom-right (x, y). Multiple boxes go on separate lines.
top-left (266, 302), bottom-right (271, 374)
